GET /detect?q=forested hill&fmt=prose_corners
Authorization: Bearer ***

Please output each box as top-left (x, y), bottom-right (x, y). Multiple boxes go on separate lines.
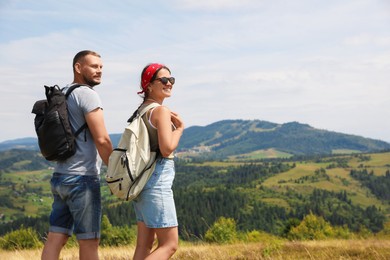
top-left (0, 137), bottom-right (38, 151)
top-left (1, 120), bottom-right (390, 158)
top-left (178, 120), bottom-right (390, 158)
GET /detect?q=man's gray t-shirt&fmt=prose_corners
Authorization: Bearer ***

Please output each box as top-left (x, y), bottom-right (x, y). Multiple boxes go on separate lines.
top-left (54, 84), bottom-right (103, 176)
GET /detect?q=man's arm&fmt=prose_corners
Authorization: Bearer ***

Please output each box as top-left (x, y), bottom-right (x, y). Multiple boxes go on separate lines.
top-left (85, 108), bottom-right (113, 165)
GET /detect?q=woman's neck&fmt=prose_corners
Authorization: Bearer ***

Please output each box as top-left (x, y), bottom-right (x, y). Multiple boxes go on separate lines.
top-left (145, 98), bottom-right (162, 104)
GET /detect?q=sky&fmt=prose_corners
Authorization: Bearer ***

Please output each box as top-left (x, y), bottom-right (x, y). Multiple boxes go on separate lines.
top-left (0, 0), bottom-right (390, 143)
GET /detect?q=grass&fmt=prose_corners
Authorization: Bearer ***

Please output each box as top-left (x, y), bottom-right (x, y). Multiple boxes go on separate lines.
top-left (262, 163), bottom-right (323, 188)
top-left (0, 239), bottom-right (389, 259)
top-left (228, 149), bottom-right (293, 160)
top-left (348, 152), bottom-right (390, 176)
top-left (332, 149), bottom-right (361, 154)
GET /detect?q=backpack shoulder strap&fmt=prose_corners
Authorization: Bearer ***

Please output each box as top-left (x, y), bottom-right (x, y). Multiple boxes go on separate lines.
top-left (127, 103), bottom-right (160, 123)
top-left (63, 84), bottom-right (90, 137)
top-left (64, 84), bottom-right (89, 99)
top-left (139, 103), bottom-right (160, 117)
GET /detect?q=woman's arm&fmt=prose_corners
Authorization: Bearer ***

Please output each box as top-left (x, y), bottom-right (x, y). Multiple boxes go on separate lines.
top-left (151, 106), bottom-right (184, 157)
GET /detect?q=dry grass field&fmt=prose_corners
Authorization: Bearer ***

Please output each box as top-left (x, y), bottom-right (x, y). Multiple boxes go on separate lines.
top-left (0, 239), bottom-right (389, 260)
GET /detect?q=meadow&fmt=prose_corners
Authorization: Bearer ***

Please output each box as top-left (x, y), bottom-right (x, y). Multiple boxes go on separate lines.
top-left (0, 239), bottom-right (389, 259)
top-left (1, 152), bottom-right (389, 259)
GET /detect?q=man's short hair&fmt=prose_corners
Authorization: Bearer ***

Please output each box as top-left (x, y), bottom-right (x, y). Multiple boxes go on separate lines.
top-left (73, 50), bottom-right (101, 72)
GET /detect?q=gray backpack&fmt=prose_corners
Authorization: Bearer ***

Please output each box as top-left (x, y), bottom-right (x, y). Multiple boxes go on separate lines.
top-left (105, 103), bottom-right (160, 200)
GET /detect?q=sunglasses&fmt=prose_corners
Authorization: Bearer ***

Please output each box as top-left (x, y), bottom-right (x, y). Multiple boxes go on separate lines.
top-left (155, 77), bottom-right (175, 85)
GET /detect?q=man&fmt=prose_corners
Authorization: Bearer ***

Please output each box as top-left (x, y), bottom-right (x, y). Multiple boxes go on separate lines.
top-left (41, 50), bottom-right (113, 260)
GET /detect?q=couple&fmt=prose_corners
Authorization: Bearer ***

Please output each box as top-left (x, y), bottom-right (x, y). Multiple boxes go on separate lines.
top-left (41, 50), bottom-right (184, 260)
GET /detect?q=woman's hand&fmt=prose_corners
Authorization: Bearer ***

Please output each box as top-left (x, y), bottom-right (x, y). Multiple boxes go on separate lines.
top-left (171, 111), bottom-right (184, 131)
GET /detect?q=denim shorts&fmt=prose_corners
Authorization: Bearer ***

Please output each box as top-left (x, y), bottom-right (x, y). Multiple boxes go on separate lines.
top-left (49, 173), bottom-right (101, 240)
top-left (133, 158), bottom-right (178, 228)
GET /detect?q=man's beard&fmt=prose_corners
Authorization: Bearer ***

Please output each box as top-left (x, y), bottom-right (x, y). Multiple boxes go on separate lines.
top-left (84, 76), bottom-right (101, 87)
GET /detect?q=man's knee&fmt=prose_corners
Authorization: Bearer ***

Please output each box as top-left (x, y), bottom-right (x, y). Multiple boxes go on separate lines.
top-left (78, 239), bottom-right (99, 260)
top-left (45, 232), bottom-right (69, 247)
top-left (78, 238), bottom-right (99, 249)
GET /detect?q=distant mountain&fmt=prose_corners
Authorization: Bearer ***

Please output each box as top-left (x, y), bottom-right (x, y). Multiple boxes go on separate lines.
top-left (1, 120), bottom-right (389, 159)
top-left (178, 120), bottom-right (390, 158)
top-left (0, 137), bottom-right (38, 151)
top-left (0, 135), bottom-right (122, 152)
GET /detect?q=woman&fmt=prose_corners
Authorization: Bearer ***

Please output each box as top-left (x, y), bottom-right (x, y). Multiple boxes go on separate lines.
top-left (132, 63), bottom-right (184, 260)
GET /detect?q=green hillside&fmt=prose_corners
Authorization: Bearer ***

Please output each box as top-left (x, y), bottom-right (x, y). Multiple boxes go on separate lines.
top-left (0, 149), bottom-right (53, 174)
top-left (0, 170), bottom-right (52, 221)
top-left (0, 150), bottom-right (389, 240)
top-left (262, 153), bottom-right (390, 210)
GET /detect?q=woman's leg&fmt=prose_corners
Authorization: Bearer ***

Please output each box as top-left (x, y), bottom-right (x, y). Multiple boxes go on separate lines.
top-left (146, 226), bottom-right (178, 260)
top-left (133, 221), bottom-right (156, 260)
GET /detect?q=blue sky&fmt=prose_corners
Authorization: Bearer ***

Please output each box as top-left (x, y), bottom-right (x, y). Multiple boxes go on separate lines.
top-left (1, 0), bottom-right (390, 143)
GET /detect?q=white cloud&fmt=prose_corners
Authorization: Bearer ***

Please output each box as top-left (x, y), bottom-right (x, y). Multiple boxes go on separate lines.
top-left (173, 0), bottom-right (262, 11)
top-left (344, 34), bottom-right (390, 46)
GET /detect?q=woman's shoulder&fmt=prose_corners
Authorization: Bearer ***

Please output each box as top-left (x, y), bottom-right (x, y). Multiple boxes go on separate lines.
top-left (154, 105), bottom-right (170, 112)
top-left (150, 105), bottom-right (171, 122)
top-left (144, 104), bottom-right (169, 114)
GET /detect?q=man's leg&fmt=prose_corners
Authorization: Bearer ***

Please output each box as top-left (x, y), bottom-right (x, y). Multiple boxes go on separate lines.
top-left (79, 238), bottom-right (100, 260)
top-left (41, 232), bottom-right (68, 260)
top-left (71, 175), bottom-right (101, 260)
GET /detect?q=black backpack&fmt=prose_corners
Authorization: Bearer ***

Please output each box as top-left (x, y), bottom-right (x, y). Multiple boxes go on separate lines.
top-left (31, 84), bottom-right (87, 161)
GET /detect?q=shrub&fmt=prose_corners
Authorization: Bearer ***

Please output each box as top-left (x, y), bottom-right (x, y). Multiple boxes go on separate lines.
top-left (287, 212), bottom-right (334, 240)
top-left (239, 230), bottom-right (284, 257)
top-left (377, 221), bottom-right (390, 238)
top-left (332, 225), bottom-right (352, 239)
top-left (240, 230), bottom-right (280, 243)
top-left (204, 217), bottom-right (237, 244)
top-left (355, 224), bottom-right (373, 239)
top-left (243, 230), bottom-right (263, 242)
top-left (0, 226), bottom-right (43, 250)
top-left (100, 215), bottom-right (136, 247)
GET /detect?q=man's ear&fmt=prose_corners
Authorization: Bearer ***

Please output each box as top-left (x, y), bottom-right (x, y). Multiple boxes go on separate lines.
top-left (74, 62), bottom-right (81, 74)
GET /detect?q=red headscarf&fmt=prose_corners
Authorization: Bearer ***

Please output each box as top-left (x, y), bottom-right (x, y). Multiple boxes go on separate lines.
top-left (138, 63), bottom-right (164, 94)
